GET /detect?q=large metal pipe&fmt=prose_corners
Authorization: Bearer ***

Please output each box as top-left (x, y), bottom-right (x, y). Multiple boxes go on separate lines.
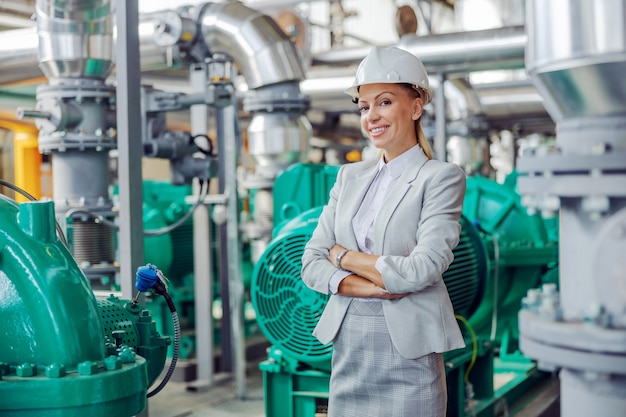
top-left (525, 0), bottom-right (626, 124)
top-left (0, 22), bottom-right (526, 86)
top-left (0, 21), bottom-right (176, 86)
top-left (312, 25), bottom-right (527, 73)
top-left (14, 0), bottom-right (119, 288)
top-left (0, 27), bottom-right (45, 85)
top-left (36, 0), bottom-right (114, 80)
top-left (194, 1), bottom-right (306, 88)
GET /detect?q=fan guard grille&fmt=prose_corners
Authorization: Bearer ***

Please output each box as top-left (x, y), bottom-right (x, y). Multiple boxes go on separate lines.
top-left (252, 230), bottom-right (332, 367)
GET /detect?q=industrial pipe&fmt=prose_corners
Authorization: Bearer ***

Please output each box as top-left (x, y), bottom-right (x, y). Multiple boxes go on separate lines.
top-left (312, 25), bottom-right (527, 73)
top-left (35, 0), bottom-right (114, 80)
top-left (0, 21), bottom-right (526, 86)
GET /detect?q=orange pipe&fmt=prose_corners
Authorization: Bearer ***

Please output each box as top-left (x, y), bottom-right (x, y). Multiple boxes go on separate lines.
top-left (0, 118), bottom-right (43, 202)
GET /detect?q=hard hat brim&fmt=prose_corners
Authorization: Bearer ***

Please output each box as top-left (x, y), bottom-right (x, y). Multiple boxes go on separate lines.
top-left (344, 82), bottom-right (432, 104)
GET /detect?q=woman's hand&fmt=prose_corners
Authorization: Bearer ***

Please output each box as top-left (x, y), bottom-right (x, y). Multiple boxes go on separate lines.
top-left (338, 275), bottom-right (410, 299)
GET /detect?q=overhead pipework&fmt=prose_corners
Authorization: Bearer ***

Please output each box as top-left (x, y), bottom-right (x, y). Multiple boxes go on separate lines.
top-left (0, 4), bottom-right (552, 146)
top-left (153, 1), bottom-right (311, 180)
top-left (518, 1), bottom-right (626, 416)
top-left (311, 25), bottom-right (527, 73)
top-left (152, 1), bottom-right (312, 262)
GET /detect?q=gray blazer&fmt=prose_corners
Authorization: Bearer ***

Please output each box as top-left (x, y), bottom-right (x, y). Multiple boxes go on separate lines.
top-left (301, 147), bottom-right (466, 359)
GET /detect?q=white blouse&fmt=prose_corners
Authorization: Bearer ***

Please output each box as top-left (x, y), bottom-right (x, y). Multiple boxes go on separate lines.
top-left (328, 145), bottom-right (421, 295)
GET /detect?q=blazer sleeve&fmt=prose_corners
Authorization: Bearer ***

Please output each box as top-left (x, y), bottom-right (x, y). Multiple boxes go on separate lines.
top-left (381, 162), bottom-right (466, 294)
top-left (300, 165), bottom-right (345, 294)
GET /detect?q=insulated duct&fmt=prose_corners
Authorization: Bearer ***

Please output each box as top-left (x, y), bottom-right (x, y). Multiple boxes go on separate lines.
top-left (36, 0), bottom-right (114, 80)
top-left (0, 28), bottom-right (43, 85)
top-left (196, 1), bottom-right (306, 88)
top-left (0, 10), bottom-right (543, 135)
top-left (197, 1), bottom-right (311, 178)
top-left (0, 19), bottom-right (526, 86)
top-left (312, 25), bottom-right (527, 73)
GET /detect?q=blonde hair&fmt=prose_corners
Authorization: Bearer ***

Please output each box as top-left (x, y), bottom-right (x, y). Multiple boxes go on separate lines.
top-left (417, 123), bottom-right (433, 160)
top-left (404, 83), bottom-right (434, 160)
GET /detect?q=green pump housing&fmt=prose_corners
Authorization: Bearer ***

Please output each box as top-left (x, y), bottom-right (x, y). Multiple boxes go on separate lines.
top-left (251, 163), bottom-right (559, 417)
top-left (0, 194), bottom-right (169, 417)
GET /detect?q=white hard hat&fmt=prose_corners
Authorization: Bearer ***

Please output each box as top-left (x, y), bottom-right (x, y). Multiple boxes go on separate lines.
top-left (345, 46), bottom-right (432, 104)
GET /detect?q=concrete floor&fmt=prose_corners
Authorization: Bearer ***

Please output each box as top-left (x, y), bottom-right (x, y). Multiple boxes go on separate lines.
top-left (146, 363), bottom-right (265, 417)
top-left (145, 358), bottom-right (560, 417)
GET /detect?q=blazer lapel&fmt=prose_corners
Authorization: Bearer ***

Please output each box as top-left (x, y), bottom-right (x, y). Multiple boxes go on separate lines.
top-left (374, 151), bottom-right (430, 254)
top-left (340, 161), bottom-right (378, 248)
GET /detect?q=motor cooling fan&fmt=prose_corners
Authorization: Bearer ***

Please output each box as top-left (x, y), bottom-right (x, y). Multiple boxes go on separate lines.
top-left (251, 208), bottom-right (332, 370)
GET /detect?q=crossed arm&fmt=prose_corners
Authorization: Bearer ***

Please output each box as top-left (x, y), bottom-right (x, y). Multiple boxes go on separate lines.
top-left (328, 245), bottom-right (409, 299)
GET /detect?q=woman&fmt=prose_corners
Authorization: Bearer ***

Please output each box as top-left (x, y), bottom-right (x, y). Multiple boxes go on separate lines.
top-left (301, 46), bottom-right (466, 416)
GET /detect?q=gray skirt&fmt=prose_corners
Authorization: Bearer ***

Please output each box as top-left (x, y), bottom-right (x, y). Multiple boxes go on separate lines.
top-left (328, 300), bottom-right (447, 417)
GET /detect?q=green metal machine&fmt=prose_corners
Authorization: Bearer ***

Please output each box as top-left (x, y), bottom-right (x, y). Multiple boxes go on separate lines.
top-left (251, 163), bottom-right (559, 417)
top-left (0, 194), bottom-right (170, 416)
top-left (134, 180), bottom-right (260, 360)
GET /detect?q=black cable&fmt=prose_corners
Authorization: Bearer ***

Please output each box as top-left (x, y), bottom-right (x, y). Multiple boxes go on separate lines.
top-left (146, 281), bottom-right (180, 398)
top-left (0, 179), bottom-right (37, 201)
top-left (192, 134), bottom-right (214, 156)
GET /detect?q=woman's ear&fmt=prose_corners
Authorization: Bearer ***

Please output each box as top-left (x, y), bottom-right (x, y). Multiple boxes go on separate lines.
top-left (412, 98), bottom-right (423, 120)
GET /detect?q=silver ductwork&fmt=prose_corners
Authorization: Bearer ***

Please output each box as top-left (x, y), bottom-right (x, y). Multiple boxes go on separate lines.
top-left (0, 20), bottom-right (526, 87)
top-left (0, 11), bottom-right (542, 141)
top-left (196, 1), bottom-right (310, 177)
top-left (197, 1), bottom-right (306, 89)
top-left (526, 0), bottom-right (626, 124)
top-left (152, 2), bottom-right (311, 178)
top-left (0, 28), bottom-right (42, 85)
top-left (312, 25), bottom-right (527, 73)
top-left (36, 0), bottom-right (114, 80)
top-left (518, 1), bottom-right (626, 416)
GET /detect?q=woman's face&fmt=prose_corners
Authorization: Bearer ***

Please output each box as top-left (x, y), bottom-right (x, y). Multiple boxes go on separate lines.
top-left (357, 83), bottom-right (423, 161)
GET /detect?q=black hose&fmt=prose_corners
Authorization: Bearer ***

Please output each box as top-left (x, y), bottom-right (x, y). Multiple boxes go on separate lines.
top-left (146, 291), bottom-right (181, 398)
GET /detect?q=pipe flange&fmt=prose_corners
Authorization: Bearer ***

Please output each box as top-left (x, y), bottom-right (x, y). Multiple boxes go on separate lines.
top-left (38, 132), bottom-right (116, 153)
top-left (519, 310), bottom-right (626, 374)
top-left (243, 82), bottom-right (310, 113)
top-left (37, 79), bottom-right (116, 99)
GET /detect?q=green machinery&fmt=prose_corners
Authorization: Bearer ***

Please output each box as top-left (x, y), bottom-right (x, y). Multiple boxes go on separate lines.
top-left (135, 180), bottom-right (260, 360)
top-left (0, 194), bottom-right (170, 416)
top-left (251, 163), bottom-right (559, 417)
